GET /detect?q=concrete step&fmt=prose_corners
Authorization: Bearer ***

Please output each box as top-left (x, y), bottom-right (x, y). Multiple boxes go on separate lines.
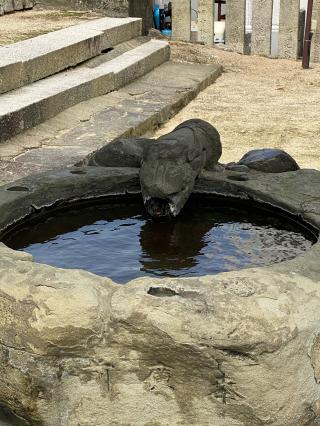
top-left (0, 39), bottom-right (170, 142)
top-left (84, 36), bottom-right (150, 69)
top-left (0, 17), bottom-right (142, 94)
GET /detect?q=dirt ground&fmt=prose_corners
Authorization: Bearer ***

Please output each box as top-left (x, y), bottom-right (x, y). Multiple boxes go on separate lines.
top-left (0, 9), bottom-right (103, 45)
top-left (153, 42), bottom-right (320, 170)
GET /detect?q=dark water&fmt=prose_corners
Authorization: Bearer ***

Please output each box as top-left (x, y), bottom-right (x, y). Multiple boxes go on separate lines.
top-left (4, 198), bottom-right (315, 284)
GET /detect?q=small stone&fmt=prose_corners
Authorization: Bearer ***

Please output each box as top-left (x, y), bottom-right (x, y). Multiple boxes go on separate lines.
top-left (237, 148), bottom-right (300, 173)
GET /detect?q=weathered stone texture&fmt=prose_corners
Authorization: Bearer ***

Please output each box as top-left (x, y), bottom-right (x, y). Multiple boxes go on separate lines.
top-left (251, 0), bottom-right (273, 56)
top-left (225, 0), bottom-right (245, 53)
top-left (311, 0), bottom-right (320, 63)
top-left (99, 0), bottom-right (129, 17)
top-left (0, 0), bottom-right (35, 14)
top-left (0, 167), bottom-right (320, 424)
top-left (172, 0), bottom-right (191, 42)
top-left (198, 0), bottom-right (214, 45)
top-left (278, 0), bottom-right (300, 59)
top-left (129, 0), bottom-right (153, 35)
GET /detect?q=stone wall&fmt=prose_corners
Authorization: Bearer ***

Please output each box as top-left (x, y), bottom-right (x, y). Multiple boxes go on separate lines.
top-left (0, 0), bottom-right (35, 15)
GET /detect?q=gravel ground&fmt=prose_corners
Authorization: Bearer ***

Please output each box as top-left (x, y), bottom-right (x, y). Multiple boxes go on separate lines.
top-left (0, 9), bottom-right (103, 45)
top-left (153, 42), bottom-right (320, 170)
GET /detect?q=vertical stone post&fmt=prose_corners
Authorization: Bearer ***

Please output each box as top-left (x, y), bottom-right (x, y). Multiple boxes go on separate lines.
top-left (311, 0), bottom-right (320, 63)
top-left (225, 0), bottom-right (245, 53)
top-left (278, 0), bottom-right (300, 59)
top-left (172, 0), bottom-right (191, 41)
top-left (251, 0), bottom-right (273, 56)
top-left (198, 0), bottom-right (215, 45)
top-left (129, 0), bottom-right (153, 35)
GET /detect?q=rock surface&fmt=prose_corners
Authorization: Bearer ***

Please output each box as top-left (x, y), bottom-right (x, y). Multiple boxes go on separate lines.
top-left (0, 167), bottom-right (319, 424)
top-left (237, 148), bottom-right (300, 173)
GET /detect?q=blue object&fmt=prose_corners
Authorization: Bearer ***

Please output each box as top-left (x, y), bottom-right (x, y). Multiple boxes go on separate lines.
top-left (161, 28), bottom-right (172, 37)
top-left (154, 5), bottom-right (160, 30)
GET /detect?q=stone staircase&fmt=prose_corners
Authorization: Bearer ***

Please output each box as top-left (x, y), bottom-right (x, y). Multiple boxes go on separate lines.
top-left (0, 17), bottom-right (170, 142)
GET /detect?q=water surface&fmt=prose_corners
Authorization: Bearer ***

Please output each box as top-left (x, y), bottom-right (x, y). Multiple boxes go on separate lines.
top-left (5, 198), bottom-right (314, 283)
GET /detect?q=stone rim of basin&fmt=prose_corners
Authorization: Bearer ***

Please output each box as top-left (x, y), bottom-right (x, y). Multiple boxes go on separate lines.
top-left (0, 165), bottom-right (319, 279)
top-left (0, 166), bottom-right (320, 272)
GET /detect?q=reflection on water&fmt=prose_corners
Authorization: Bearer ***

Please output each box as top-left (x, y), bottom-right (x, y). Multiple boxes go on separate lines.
top-left (0, 407), bottom-right (29, 426)
top-left (4, 198), bottom-right (315, 284)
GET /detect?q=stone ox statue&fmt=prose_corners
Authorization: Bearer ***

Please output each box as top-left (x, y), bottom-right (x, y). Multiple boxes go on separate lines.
top-left (81, 119), bottom-right (222, 218)
top-left (80, 119), bottom-right (299, 218)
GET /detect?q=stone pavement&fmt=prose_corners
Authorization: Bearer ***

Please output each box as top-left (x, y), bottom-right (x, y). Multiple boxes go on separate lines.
top-left (0, 61), bottom-right (222, 184)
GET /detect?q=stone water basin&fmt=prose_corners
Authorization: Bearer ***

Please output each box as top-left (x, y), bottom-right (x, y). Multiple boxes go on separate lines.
top-left (0, 165), bottom-right (320, 425)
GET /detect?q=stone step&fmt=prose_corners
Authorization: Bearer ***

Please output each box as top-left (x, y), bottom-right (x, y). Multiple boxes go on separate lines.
top-left (0, 61), bottom-right (222, 184)
top-left (0, 39), bottom-right (170, 142)
top-left (0, 17), bottom-right (142, 94)
top-left (84, 36), bottom-right (150, 69)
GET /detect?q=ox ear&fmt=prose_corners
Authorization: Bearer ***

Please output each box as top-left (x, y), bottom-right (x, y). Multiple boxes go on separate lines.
top-left (190, 150), bottom-right (207, 172)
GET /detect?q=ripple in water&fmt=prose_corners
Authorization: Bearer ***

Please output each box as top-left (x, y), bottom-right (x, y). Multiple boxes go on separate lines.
top-left (4, 199), bottom-right (315, 283)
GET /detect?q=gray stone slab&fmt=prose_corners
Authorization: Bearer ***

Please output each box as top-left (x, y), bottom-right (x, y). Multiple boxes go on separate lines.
top-left (78, 17), bottom-right (142, 50)
top-left (278, 0), bottom-right (300, 59)
top-left (198, 0), bottom-right (214, 45)
top-left (251, 0), bottom-right (273, 56)
top-left (0, 17), bottom-right (142, 94)
top-left (172, 0), bottom-right (191, 42)
top-left (225, 0), bottom-right (245, 53)
top-left (100, 39), bottom-right (170, 89)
